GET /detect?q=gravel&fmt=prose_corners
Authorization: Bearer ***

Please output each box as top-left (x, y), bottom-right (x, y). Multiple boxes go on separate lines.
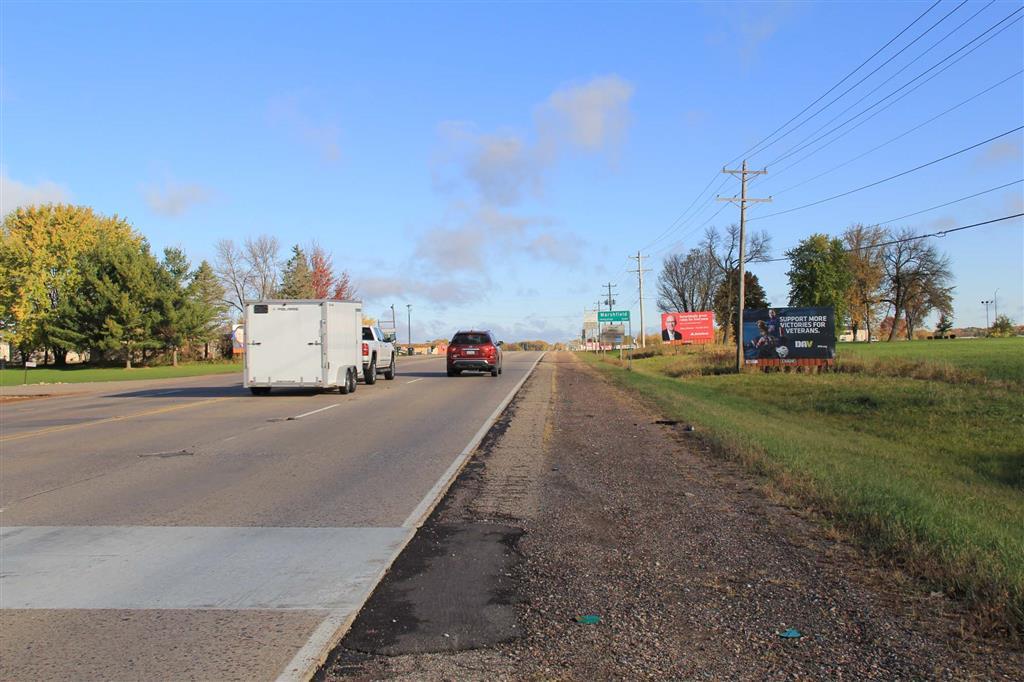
top-left (324, 351), bottom-right (1022, 680)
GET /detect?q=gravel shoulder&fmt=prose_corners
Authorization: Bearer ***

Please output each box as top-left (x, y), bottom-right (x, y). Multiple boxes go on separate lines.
top-left (322, 351), bottom-right (1022, 680)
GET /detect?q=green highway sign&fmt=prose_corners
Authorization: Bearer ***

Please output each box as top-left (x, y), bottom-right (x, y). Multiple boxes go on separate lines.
top-left (598, 310), bottom-right (630, 322)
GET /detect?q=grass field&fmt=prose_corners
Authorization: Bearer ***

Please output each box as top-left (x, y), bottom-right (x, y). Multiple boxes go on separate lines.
top-left (0, 362), bottom-right (241, 386)
top-left (581, 337), bottom-right (1024, 634)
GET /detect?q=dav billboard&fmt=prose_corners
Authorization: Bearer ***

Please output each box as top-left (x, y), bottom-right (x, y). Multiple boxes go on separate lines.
top-left (662, 311), bottom-right (715, 344)
top-left (742, 307), bottom-right (835, 365)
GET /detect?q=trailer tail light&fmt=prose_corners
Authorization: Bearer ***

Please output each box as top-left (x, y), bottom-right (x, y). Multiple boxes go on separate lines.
top-left (362, 343), bottom-right (369, 356)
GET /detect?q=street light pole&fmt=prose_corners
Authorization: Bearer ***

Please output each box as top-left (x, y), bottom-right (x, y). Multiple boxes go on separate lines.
top-left (406, 304), bottom-right (412, 347)
top-left (982, 300), bottom-right (992, 328)
top-left (390, 304), bottom-right (396, 333)
top-left (994, 288), bottom-right (1000, 320)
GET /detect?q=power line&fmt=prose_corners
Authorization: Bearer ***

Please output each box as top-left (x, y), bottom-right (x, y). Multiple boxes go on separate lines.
top-left (770, 69), bottom-right (1023, 197)
top-left (747, 126), bottom-right (1023, 223)
top-left (758, 211), bottom-right (1023, 264)
top-left (760, 4), bottom-right (1020, 170)
top-left (728, 0), bottom-right (943, 166)
top-left (744, 0), bottom-right (967, 164)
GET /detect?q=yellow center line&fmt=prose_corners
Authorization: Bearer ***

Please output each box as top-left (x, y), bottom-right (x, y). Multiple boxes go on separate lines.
top-left (0, 397), bottom-right (232, 443)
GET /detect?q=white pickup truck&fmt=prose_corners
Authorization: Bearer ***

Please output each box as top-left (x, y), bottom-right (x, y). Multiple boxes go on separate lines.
top-left (361, 325), bottom-right (397, 384)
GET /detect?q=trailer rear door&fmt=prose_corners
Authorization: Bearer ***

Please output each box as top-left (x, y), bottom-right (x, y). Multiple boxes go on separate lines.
top-left (246, 302), bottom-right (324, 385)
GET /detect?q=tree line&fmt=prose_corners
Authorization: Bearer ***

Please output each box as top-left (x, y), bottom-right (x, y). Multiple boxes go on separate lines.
top-left (0, 204), bottom-right (357, 367)
top-left (657, 223), bottom-right (956, 342)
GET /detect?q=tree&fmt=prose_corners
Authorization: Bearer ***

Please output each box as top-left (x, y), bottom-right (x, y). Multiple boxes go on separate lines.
top-left (656, 248), bottom-right (719, 313)
top-left (332, 269), bottom-right (357, 300)
top-left (309, 242), bottom-right (336, 298)
top-left (186, 261), bottom-right (228, 358)
top-left (52, 238), bottom-right (163, 368)
top-left (714, 270), bottom-right (768, 342)
top-left (0, 204), bottom-right (139, 363)
top-left (935, 312), bottom-right (953, 339)
top-left (155, 247), bottom-right (192, 366)
top-left (990, 314), bottom-right (1015, 338)
top-left (278, 245), bottom-right (314, 298)
top-left (843, 224), bottom-right (887, 342)
top-left (903, 274), bottom-right (952, 340)
top-left (785, 233), bottom-right (853, 335)
top-left (702, 224), bottom-right (771, 342)
top-left (214, 234), bottom-right (281, 316)
top-left (878, 229), bottom-right (953, 342)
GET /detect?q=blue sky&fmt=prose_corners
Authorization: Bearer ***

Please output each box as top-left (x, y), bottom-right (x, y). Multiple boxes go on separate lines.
top-left (3, 0), bottom-right (1022, 342)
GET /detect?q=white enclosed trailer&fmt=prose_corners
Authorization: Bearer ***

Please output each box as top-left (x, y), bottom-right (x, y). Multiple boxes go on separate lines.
top-left (243, 299), bottom-right (363, 395)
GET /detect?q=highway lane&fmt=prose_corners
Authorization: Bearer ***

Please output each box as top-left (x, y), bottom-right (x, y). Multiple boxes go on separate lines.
top-left (0, 352), bottom-right (543, 681)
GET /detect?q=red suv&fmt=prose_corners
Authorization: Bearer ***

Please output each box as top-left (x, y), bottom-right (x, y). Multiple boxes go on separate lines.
top-left (447, 330), bottom-right (502, 377)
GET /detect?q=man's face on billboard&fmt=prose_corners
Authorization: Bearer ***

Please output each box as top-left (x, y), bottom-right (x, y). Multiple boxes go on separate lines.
top-left (666, 316), bottom-right (676, 331)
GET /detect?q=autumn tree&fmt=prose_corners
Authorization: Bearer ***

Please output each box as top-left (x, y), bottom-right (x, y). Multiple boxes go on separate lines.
top-left (0, 204), bottom-right (139, 363)
top-left (989, 314), bottom-right (1015, 337)
top-left (656, 248), bottom-right (719, 313)
top-left (309, 242), bottom-right (336, 298)
top-left (332, 269), bottom-right (357, 300)
top-left (214, 235), bottom-right (281, 315)
top-left (878, 229), bottom-right (953, 342)
top-left (843, 224), bottom-right (887, 342)
top-left (785, 233), bottom-right (853, 335)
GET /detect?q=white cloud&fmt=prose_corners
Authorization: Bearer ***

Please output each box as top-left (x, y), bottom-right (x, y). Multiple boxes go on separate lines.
top-left (269, 95), bottom-right (341, 163)
top-left (705, 2), bottom-right (797, 66)
top-left (976, 138), bottom-right (1022, 168)
top-left (0, 171), bottom-right (69, 215)
top-left (538, 75), bottom-right (635, 153)
top-left (357, 274), bottom-right (481, 305)
top-left (143, 180), bottom-right (212, 217)
top-left (527, 233), bottom-right (580, 264)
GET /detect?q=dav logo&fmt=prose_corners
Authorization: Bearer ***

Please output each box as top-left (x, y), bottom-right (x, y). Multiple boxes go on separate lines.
top-left (794, 340), bottom-right (813, 349)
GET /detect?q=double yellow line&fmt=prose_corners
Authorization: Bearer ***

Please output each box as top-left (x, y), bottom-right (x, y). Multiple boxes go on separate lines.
top-left (0, 397), bottom-right (231, 443)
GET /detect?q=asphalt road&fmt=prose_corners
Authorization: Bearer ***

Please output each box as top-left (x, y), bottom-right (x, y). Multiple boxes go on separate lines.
top-left (0, 351), bottom-right (543, 681)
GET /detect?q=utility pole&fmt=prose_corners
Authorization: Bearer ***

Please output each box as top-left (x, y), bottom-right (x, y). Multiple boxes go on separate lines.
top-left (390, 304), bottom-right (396, 333)
top-left (982, 300), bottom-right (992, 328)
top-left (629, 252), bottom-right (651, 348)
top-left (718, 160), bottom-right (770, 373)
top-left (594, 299), bottom-right (604, 353)
top-left (603, 282), bottom-right (617, 310)
top-left (406, 304), bottom-right (412, 347)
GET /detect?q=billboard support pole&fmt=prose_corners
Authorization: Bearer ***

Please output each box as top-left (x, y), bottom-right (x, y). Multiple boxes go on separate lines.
top-left (718, 160), bottom-right (770, 372)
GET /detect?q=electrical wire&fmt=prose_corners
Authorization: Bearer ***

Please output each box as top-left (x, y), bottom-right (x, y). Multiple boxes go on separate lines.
top-left (760, 4), bottom-right (1019, 170)
top-left (769, 70), bottom-right (1023, 197)
top-left (727, 0), bottom-right (943, 166)
top-left (747, 126), bottom-right (1023, 223)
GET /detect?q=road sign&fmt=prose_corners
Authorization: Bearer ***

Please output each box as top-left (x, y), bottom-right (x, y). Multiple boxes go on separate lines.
top-left (25, 361), bottom-right (37, 368)
top-left (600, 324), bottom-right (625, 341)
top-left (598, 310), bottom-right (630, 322)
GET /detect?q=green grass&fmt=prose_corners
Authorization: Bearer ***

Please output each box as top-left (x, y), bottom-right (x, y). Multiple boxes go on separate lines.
top-left (580, 347), bottom-right (1024, 634)
top-left (0, 362), bottom-right (241, 386)
top-left (839, 337), bottom-right (1024, 384)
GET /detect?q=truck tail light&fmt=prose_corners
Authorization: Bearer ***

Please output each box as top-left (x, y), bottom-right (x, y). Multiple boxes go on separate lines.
top-left (362, 343), bottom-right (369, 356)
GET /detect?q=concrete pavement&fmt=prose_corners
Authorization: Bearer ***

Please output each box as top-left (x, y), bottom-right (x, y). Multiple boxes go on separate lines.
top-left (0, 352), bottom-right (543, 681)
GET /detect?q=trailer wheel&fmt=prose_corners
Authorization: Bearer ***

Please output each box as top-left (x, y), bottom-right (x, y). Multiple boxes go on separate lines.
top-left (365, 357), bottom-right (377, 385)
top-left (339, 369), bottom-right (351, 395)
top-left (348, 368), bottom-right (357, 393)
top-left (250, 387), bottom-right (271, 396)
top-left (384, 355), bottom-right (396, 380)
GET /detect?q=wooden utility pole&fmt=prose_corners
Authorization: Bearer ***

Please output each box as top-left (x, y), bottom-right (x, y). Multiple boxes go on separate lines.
top-left (629, 252), bottom-right (651, 348)
top-left (718, 160), bottom-right (770, 372)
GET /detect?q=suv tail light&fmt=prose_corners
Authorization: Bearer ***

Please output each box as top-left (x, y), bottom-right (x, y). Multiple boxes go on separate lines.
top-left (362, 343), bottom-right (369, 356)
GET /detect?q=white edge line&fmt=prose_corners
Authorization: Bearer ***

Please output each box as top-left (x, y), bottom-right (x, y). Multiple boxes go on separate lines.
top-left (274, 351), bottom-right (546, 682)
top-left (292, 404), bottom-right (341, 420)
top-left (405, 378), bottom-right (424, 384)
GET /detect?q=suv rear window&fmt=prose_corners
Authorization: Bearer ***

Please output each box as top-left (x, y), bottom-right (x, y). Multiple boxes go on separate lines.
top-left (451, 333), bottom-right (490, 345)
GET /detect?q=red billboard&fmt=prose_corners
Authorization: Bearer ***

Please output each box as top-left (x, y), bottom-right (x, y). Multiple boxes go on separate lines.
top-left (662, 311), bottom-right (715, 344)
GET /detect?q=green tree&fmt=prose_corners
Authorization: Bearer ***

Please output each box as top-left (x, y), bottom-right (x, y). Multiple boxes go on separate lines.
top-left (714, 270), bottom-right (768, 342)
top-left (935, 312), bottom-right (954, 339)
top-left (990, 314), bottom-right (1015, 338)
top-left (185, 260), bottom-right (228, 358)
top-left (278, 245), bottom-right (314, 298)
top-left (0, 204), bottom-right (139, 363)
top-left (785, 233), bottom-right (852, 334)
top-left (843, 224), bottom-right (887, 342)
top-left (52, 239), bottom-right (163, 368)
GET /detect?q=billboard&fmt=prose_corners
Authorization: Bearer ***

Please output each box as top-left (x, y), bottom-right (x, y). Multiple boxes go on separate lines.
top-left (661, 311), bottom-right (715, 344)
top-left (742, 307), bottom-right (835, 365)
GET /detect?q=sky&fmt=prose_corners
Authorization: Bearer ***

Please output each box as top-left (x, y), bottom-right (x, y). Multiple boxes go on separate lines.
top-left (2, 0), bottom-right (1022, 343)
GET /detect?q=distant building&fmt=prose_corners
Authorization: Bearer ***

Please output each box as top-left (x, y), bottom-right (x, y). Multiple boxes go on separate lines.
top-left (838, 329), bottom-right (870, 342)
